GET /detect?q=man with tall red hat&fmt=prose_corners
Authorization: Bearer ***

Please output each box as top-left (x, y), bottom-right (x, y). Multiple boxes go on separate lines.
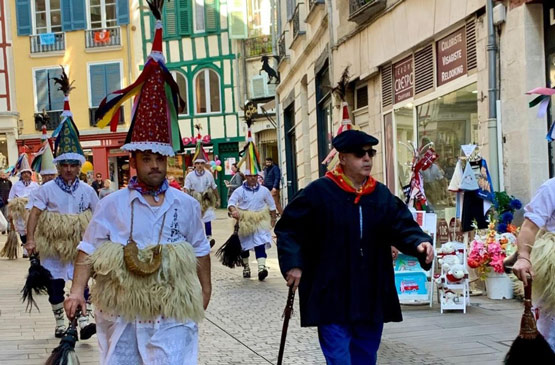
top-left (64, 2), bottom-right (211, 363)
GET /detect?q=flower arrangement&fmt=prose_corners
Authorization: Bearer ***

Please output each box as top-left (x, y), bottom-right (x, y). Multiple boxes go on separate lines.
top-left (468, 222), bottom-right (517, 277)
top-left (494, 191), bottom-right (522, 233)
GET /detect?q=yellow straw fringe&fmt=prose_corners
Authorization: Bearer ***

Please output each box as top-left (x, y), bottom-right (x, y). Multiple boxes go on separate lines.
top-left (35, 210), bottom-right (92, 263)
top-left (8, 197), bottom-right (29, 221)
top-left (237, 208), bottom-right (271, 238)
top-left (531, 231), bottom-right (555, 313)
top-left (89, 241), bottom-right (204, 323)
top-left (191, 190), bottom-right (217, 215)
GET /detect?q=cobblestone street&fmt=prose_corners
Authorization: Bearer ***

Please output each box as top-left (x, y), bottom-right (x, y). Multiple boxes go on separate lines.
top-left (0, 210), bottom-right (522, 364)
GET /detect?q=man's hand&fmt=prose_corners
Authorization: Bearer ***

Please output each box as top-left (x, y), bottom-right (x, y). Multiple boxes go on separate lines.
top-left (271, 188), bottom-right (278, 197)
top-left (416, 242), bottom-right (434, 264)
top-left (64, 292), bottom-right (87, 320)
top-left (24, 239), bottom-right (36, 255)
top-left (513, 256), bottom-right (534, 287)
top-left (285, 268), bottom-right (302, 292)
top-left (230, 209), bottom-right (240, 219)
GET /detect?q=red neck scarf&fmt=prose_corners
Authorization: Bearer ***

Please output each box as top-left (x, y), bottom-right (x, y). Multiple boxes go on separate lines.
top-left (325, 165), bottom-right (377, 204)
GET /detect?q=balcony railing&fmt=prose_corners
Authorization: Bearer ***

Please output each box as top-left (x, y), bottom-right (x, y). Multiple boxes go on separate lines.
top-left (293, 5), bottom-right (303, 40)
top-left (278, 33), bottom-right (286, 60)
top-left (85, 27), bottom-right (122, 49)
top-left (89, 107), bottom-right (124, 127)
top-left (245, 36), bottom-right (273, 58)
top-left (30, 32), bottom-right (65, 54)
top-left (349, 0), bottom-right (385, 22)
top-left (34, 111), bottom-right (62, 131)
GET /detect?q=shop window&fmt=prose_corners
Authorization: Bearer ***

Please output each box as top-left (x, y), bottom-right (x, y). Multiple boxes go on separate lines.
top-left (89, 62), bottom-right (124, 126)
top-left (395, 105), bottom-right (415, 198)
top-left (416, 83), bottom-right (478, 217)
top-left (171, 71), bottom-right (189, 115)
top-left (88, 0), bottom-right (117, 29)
top-left (34, 0), bottom-right (62, 34)
top-left (194, 68), bottom-right (221, 114)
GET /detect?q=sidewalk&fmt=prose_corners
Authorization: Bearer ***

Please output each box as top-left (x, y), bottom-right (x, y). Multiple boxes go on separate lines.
top-left (0, 209), bottom-right (522, 364)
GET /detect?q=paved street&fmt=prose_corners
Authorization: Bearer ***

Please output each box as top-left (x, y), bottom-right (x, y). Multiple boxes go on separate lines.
top-left (0, 210), bottom-right (522, 364)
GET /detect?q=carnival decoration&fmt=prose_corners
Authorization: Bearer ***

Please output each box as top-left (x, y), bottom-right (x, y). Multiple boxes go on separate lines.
top-left (526, 86), bottom-right (555, 141)
top-left (45, 314), bottom-right (80, 365)
top-left (399, 140), bottom-right (439, 210)
top-left (21, 254), bottom-right (53, 313)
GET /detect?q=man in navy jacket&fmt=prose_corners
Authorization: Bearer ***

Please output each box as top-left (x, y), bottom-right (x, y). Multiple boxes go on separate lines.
top-left (263, 157), bottom-right (283, 214)
top-left (275, 130), bottom-right (434, 365)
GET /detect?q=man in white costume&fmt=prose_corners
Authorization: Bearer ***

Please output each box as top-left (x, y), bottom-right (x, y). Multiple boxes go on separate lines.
top-left (26, 73), bottom-right (98, 339)
top-left (65, 3), bottom-right (211, 362)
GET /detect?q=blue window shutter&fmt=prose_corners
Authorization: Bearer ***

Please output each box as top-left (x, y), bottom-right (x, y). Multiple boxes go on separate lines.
top-left (117, 0), bottom-right (130, 25)
top-left (90, 64), bottom-right (107, 107)
top-left (61, 0), bottom-right (73, 31)
top-left (15, 0), bottom-right (32, 36)
top-left (105, 63), bottom-right (121, 95)
top-left (48, 69), bottom-right (65, 111)
top-left (71, 0), bottom-right (87, 30)
top-left (35, 70), bottom-right (49, 111)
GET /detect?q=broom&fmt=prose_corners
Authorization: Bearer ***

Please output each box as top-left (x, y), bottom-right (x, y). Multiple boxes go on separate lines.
top-left (45, 314), bottom-right (80, 365)
top-left (0, 229), bottom-right (19, 259)
top-left (215, 223), bottom-right (243, 268)
top-left (504, 279), bottom-right (555, 364)
top-left (21, 254), bottom-right (53, 312)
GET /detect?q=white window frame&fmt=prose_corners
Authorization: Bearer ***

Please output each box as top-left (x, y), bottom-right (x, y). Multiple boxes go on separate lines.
top-left (170, 70), bottom-right (189, 116)
top-left (32, 65), bottom-right (69, 112)
top-left (86, 60), bottom-right (123, 108)
top-left (194, 0), bottom-right (205, 33)
top-left (31, 0), bottom-right (62, 34)
top-left (86, 0), bottom-right (118, 29)
top-left (193, 68), bottom-right (221, 115)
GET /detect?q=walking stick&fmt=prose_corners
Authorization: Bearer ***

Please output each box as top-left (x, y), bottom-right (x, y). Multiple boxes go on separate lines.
top-left (277, 286), bottom-right (296, 365)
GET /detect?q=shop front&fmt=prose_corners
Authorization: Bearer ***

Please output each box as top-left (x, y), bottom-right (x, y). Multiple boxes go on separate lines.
top-left (382, 21), bottom-right (480, 224)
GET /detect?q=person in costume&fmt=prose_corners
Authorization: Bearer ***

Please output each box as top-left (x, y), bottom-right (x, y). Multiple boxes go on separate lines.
top-left (8, 153), bottom-right (39, 258)
top-left (25, 71), bottom-right (99, 339)
top-left (512, 179), bottom-right (555, 352)
top-left (228, 144), bottom-right (277, 281)
top-left (184, 141), bottom-right (220, 247)
top-left (64, 2), bottom-right (211, 363)
top-left (275, 130), bottom-right (434, 364)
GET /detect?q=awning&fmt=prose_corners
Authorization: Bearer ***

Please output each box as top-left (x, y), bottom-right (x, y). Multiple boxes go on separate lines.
top-left (257, 129), bottom-right (277, 144)
top-left (261, 98), bottom-right (275, 112)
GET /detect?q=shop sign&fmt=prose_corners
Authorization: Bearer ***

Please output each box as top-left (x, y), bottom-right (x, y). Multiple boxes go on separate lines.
top-left (393, 56), bottom-right (414, 104)
top-left (437, 27), bottom-right (467, 86)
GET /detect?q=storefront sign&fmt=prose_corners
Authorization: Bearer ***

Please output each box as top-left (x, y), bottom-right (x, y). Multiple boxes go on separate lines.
top-left (393, 56), bottom-right (414, 104)
top-left (437, 27), bottom-right (467, 86)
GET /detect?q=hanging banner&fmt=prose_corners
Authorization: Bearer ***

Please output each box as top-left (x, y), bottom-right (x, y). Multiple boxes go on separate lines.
top-left (393, 55), bottom-right (414, 104)
top-left (39, 33), bottom-right (56, 46)
top-left (437, 27), bottom-right (467, 86)
top-left (94, 30), bottom-right (111, 44)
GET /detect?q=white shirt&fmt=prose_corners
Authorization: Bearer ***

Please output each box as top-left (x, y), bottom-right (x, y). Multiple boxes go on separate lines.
top-left (8, 180), bottom-right (39, 234)
top-left (30, 180), bottom-right (99, 281)
top-left (184, 170), bottom-right (218, 223)
top-left (524, 177), bottom-right (555, 232)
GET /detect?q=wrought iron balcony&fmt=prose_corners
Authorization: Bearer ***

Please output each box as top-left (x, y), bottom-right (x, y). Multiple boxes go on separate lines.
top-left (29, 32), bottom-right (65, 54)
top-left (85, 27), bottom-right (122, 49)
top-left (245, 36), bottom-right (273, 58)
top-left (278, 33), bottom-right (286, 60)
top-left (292, 4), bottom-right (304, 40)
top-left (349, 0), bottom-right (386, 23)
top-left (34, 110), bottom-right (61, 131)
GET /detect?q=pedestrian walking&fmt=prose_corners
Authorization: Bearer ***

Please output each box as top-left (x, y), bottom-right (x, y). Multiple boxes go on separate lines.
top-left (228, 143), bottom-right (276, 280)
top-left (91, 172), bottom-right (103, 195)
top-left (8, 153), bottom-right (39, 258)
top-left (98, 179), bottom-right (113, 199)
top-left (65, 3), bottom-right (211, 361)
top-left (275, 130), bottom-right (434, 365)
top-left (224, 163), bottom-right (244, 200)
top-left (25, 71), bottom-right (98, 339)
top-left (263, 157), bottom-right (284, 215)
top-left (0, 171), bottom-right (12, 233)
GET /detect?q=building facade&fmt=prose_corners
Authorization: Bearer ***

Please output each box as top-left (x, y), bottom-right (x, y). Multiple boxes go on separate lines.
top-left (276, 0), bottom-right (552, 217)
top-left (138, 0), bottom-right (242, 204)
top-left (11, 0), bottom-right (138, 187)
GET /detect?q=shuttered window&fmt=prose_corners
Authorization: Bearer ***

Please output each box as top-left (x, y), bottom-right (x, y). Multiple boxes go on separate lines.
top-left (381, 64), bottom-right (393, 109)
top-left (35, 68), bottom-right (65, 112)
top-left (178, 0), bottom-right (191, 35)
top-left (60, 0), bottom-right (86, 32)
top-left (205, 0), bottom-right (219, 33)
top-left (229, 0), bottom-right (247, 39)
top-left (466, 18), bottom-right (477, 71)
top-left (16, 0), bottom-right (32, 36)
top-left (116, 0), bottom-right (129, 25)
top-left (414, 44), bottom-right (434, 95)
top-left (163, 0), bottom-right (178, 37)
top-left (89, 63), bottom-right (121, 107)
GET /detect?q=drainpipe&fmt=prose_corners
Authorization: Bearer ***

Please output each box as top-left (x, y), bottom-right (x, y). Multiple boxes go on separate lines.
top-left (326, 0), bottom-right (335, 77)
top-left (487, 0), bottom-right (500, 191)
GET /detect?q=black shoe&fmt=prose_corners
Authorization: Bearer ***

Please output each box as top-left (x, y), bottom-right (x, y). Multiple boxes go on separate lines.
top-left (258, 268), bottom-right (268, 281)
top-left (80, 323), bottom-right (96, 340)
top-left (210, 239), bottom-right (215, 248)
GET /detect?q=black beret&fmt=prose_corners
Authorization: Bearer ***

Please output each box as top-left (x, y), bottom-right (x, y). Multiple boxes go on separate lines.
top-left (332, 130), bottom-right (379, 152)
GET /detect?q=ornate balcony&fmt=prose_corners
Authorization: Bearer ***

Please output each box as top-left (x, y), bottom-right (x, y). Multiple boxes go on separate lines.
top-left (278, 33), bottom-right (286, 60)
top-left (29, 32), bottom-right (65, 54)
top-left (245, 36), bottom-right (273, 58)
top-left (349, 0), bottom-right (386, 23)
top-left (85, 27), bottom-right (122, 49)
top-left (292, 4), bottom-right (305, 40)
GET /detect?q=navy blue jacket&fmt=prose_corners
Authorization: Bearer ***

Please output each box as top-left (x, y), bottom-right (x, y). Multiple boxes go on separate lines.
top-left (275, 177), bottom-right (432, 327)
top-left (263, 164), bottom-right (281, 190)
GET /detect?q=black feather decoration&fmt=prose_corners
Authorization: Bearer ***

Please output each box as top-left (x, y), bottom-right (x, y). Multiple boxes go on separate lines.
top-left (52, 66), bottom-right (75, 96)
top-left (21, 254), bottom-right (53, 313)
top-left (331, 66), bottom-right (351, 101)
top-left (146, 0), bottom-right (165, 21)
top-left (45, 317), bottom-right (80, 365)
top-left (215, 224), bottom-right (243, 268)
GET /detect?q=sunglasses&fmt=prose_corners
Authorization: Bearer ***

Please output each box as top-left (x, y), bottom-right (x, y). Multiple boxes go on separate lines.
top-left (352, 148), bottom-right (376, 158)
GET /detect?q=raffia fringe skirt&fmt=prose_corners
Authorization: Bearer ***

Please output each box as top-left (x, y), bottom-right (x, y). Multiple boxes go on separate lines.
top-left (237, 208), bottom-right (271, 238)
top-left (35, 210), bottom-right (92, 263)
top-left (191, 190), bottom-right (217, 215)
top-left (89, 241), bottom-right (204, 323)
top-left (531, 230), bottom-right (555, 314)
top-left (7, 197), bottom-right (28, 221)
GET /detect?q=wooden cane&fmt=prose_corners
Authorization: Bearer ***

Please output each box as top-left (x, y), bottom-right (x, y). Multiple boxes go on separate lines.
top-left (277, 286), bottom-right (296, 365)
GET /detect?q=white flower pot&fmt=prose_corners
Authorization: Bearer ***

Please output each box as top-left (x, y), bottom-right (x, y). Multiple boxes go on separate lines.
top-left (485, 272), bottom-right (513, 300)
